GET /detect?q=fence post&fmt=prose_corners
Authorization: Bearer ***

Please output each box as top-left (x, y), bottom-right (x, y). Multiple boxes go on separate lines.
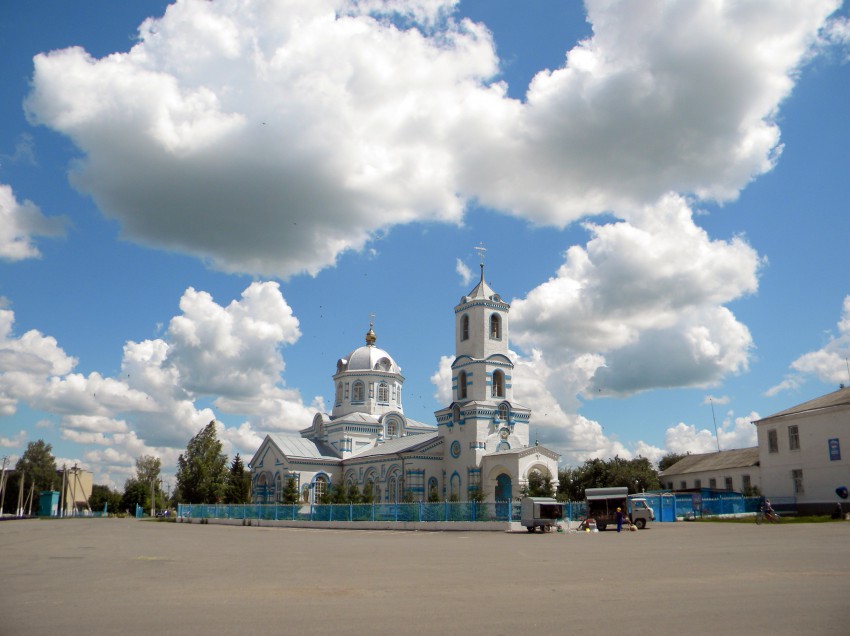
top-left (418, 501), bottom-right (423, 522)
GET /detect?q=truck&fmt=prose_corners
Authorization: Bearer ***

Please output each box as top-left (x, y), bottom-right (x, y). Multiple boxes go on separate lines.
top-left (584, 487), bottom-right (654, 530)
top-left (520, 496), bottom-right (564, 532)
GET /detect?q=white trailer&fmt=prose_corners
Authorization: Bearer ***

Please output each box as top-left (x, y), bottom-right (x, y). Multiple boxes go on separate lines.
top-left (520, 496), bottom-right (564, 532)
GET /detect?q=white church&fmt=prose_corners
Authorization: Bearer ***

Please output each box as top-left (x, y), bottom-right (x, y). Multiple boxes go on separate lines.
top-left (248, 264), bottom-right (560, 504)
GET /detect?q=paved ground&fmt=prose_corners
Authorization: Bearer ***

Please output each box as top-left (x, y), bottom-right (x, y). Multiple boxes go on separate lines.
top-left (2, 518), bottom-right (849, 635)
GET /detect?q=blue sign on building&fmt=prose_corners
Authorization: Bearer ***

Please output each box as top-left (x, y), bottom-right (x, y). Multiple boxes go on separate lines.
top-left (828, 438), bottom-right (841, 461)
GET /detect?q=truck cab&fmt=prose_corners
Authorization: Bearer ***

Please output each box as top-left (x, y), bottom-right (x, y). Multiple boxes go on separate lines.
top-left (585, 487), bottom-right (655, 530)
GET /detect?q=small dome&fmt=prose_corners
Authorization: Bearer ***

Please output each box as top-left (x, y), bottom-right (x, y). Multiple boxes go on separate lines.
top-left (339, 345), bottom-right (400, 374)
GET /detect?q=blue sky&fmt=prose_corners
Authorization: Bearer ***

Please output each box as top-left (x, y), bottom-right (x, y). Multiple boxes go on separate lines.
top-left (1, 0), bottom-right (849, 489)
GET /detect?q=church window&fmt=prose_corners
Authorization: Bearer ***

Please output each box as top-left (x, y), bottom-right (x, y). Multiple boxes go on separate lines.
top-left (335, 382), bottom-right (343, 405)
top-left (498, 403), bottom-right (509, 421)
top-left (388, 476), bottom-right (398, 503)
top-left (427, 477), bottom-right (439, 500)
top-left (492, 370), bottom-right (505, 398)
top-left (452, 404), bottom-right (461, 424)
top-left (450, 474), bottom-right (460, 501)
top-left (275, 473), bottom-right (282, 503)
top-left (458, 371), bottom-right (468, 399)
top-left (352, 381), bottom-right (365, 402)
top-left (314, 475), bottom-right (328, 502)
top-left (490, 314), bottom-right (501, 340)
top-left (387, 420), bottom-right (397, 437)
top-left (461, 314), bottom-right (469, 341)
top-left (378, 382), bottom-right (389, 403)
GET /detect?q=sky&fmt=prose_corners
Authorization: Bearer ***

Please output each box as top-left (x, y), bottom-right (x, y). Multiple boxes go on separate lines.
top-left (1, 0), bottom-right (849, 491)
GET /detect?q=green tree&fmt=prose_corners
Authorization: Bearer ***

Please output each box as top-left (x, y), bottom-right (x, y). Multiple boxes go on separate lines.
top-left (557, 456), bottom-right (661, 501)
top-left (524, 470), bottom-right (554, 497)
top-left (175, 421), bottom-right (228, 504)
top-left (120, 479), bottom-right (150, 513)
top-left (225, 454), bottom-right (252, 504)
top-left (282, 476), bottom-right (300, 504)
top-left (3, 440), bottom-right (58, 514)
top-left (89, 484), bottom-right (122, 513)
top-left (16, 439), bottom-right (58, 491)
top-left (428, 485), bottom-right (441, 503)
top-left (345, 481), bottom-right (361, 505)
top-left (658, 452), bottom-right (690, 473)
top-left (121, 455), bottom-right (166, 513)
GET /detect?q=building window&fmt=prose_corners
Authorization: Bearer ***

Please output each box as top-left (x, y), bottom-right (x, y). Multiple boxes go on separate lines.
top-left (461, 314), bottom-right (469, 341)
top-left (498, 403), bottom-right (509, 421)
top-left (694, 479), bottom-right (701, 489)
top-left (492, 370), bottom-right (505, 398)
top-left (352, 381), bottom-right (365, 402)
top-left (314, 475), bottom-right (328, 502)
top-left (468, 469), bottom-right (481, 497)
top-left (792, 469), bottom-right (804, 494)
top-left (377, 382), bottom-right (389, 403)
top-left (275, 473), bottom-right (283, 503)
top-left (452, 404), bottom-right (461, 424)
top-left (680, 481), bottom-right (687, 490)
top-left (768, 429), bottom-right (779, 453)
top-left (742, 474), bottom-right (751, 491)
top-left (667, 482), bottom-right (673, 490)
top-left (490, 314), bottom-right (501, 340)
top-left (387, 476), bottom-right (398, 503)
top-left (709, 478), bottom-right (717, 489)
top-left (458, 371), bottom-right (468, 399)
top-left (386, 420), bottom-right (397, 438)
top-left (788, 425), bottom-right (800, 451)
top-left (428, 477), bottom-right (439, 500)
top-left (335, 382), bottom-right (343, 405)
top-left (724, 477), bottom-right (733, 491)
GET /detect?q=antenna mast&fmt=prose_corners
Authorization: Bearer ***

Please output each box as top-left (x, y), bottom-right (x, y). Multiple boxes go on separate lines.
top-left (710, 397), bottom-right (721, 452)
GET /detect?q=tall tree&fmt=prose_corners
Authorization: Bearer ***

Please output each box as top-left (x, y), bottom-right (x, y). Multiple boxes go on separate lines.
top-left (90, 484), bottom-right (122, 513)
top-left (282, 476), bottom-right (300, 505)
top-left (225, 454), bottom-right (252, 504)
top-left (176, 421), bottom-right (228, 504)
top-left (122, 455), bottom-right (166, 513)
top-left (16, 440), bottom-right (58, 492)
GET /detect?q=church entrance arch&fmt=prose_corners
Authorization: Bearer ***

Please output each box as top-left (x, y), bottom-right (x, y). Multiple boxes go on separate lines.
top-left (495, 473), bottom-right (512, 519)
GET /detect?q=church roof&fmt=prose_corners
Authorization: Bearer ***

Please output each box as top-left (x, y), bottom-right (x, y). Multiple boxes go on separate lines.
top-left (658, 447), bottom-right (760, 477)
top-left (267, 433), bottom-right (338, 461)
top-left (754, 386), bottom-right (850, 424)
top-left (350, 431), bottom-right (440, 459)
top-left (461, 264), bottom-right (506, 305)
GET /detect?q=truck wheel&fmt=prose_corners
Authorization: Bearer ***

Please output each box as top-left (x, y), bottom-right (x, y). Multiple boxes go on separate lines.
top-left (596, 523), bottom-right (606, 531)
top-left (526, 526), bottom-right (535, 532)
top-left (634, 518), bottom-right (646, 529)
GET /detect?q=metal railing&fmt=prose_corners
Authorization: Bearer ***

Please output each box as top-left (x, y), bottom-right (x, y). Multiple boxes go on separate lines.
top-left (177, 501), bottom-right (523, 523)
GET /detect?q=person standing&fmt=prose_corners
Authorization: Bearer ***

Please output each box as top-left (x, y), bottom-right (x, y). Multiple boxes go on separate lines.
top-left (616, 507), bottom-right (624, 533)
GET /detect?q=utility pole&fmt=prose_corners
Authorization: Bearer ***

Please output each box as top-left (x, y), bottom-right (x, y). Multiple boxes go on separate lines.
top-left (0, 456), bottom-right (8, 515)
top-left (17, 470), bottom-right (25, 517)
top-left (151, 478), bottom-right (156, 518)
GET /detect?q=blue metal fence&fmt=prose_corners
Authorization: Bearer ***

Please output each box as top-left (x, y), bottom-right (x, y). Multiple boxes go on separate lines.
top-left (176, 494), bottom-right (778, 525)
top-left (177, 501), bottom-right (525, 523)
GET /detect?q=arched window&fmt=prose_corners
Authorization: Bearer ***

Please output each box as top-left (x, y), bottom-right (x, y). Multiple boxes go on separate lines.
top-left (452, 404), bottom-right (461, 424)
top-left (492, 370), bottom-right (505, 398)
top-left (387, 476), bottom-right (398, 503)
top-left (458, 371), bottom-right (468, 399)
top-left (490, 314), bottom-right (501, 340)
top-left (386, 420), bottom-right (397, 437)
top-left (335, 382), bottom-right (343, 405)
top-left (275, 473), bottom-right (283, 503)
top-left (314, 475), bottom-right (328, 502)
top-left (499, 403), bottom-right (509, 421)
top-left (352, 381), bottom-right (365, 402)
top-left (378, 382), bottom-right (389, 403)
top-left (461, 314), bottom-right (469, 341)
top-left (427, 477), bottom-right (439, 500)
top-left (450, 474), bottom-right (460, 501)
